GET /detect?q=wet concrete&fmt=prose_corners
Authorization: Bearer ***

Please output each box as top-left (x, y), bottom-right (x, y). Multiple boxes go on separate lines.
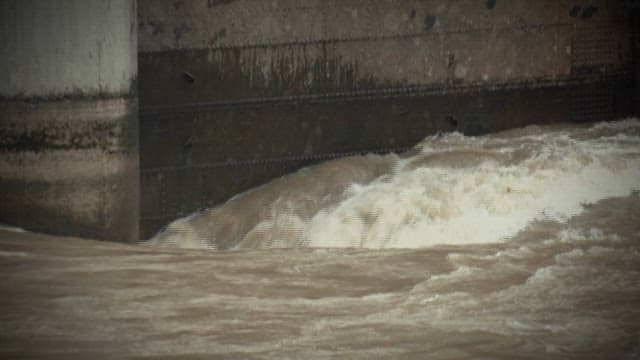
top-left (0, 1), bottom-right (139, 242)
top-left (0, 99), bottom-right (139, 242)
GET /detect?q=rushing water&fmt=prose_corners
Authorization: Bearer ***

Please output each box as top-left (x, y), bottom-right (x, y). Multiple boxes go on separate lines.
top-left (1, 119), bottom-right (640, 359)
top-left (148, 119), bottom-right (640, 251)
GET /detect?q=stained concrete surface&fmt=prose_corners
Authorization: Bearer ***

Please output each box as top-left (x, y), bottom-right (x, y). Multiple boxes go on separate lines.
top-left (0, 99), bottom-right (139, 242)
top-left (0, 0), bottom-right (137, 98)
top-left (0, 0), bottom-right (139, 243)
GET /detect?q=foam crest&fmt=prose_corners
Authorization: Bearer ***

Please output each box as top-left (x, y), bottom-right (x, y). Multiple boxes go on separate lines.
top-left (146, 119), bottom-right (640, 250)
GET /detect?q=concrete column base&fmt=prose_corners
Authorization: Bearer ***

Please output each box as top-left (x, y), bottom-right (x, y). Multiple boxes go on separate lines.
top-left (0, 98), bottom-right (139, 243)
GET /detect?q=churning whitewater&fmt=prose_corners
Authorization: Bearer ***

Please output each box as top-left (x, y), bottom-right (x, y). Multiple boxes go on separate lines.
top-left (2, 119), bottom-right (640, 358)
top-left (146, 119), bottom-right (640, 250)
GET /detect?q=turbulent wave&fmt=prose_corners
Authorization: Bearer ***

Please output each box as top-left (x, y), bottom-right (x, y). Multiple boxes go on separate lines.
top-left (145, 119), bottom-right (640, 250)
top-left (3, 120), bottom-right (640, 358)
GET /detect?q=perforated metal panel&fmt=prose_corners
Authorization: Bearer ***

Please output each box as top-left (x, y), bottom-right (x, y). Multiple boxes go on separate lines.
top-left (570, 20), bottom-right (632, 123)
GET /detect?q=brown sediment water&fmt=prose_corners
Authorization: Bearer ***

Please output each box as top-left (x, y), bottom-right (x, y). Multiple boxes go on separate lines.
top-left (1, 119), bottom-right (639, 358)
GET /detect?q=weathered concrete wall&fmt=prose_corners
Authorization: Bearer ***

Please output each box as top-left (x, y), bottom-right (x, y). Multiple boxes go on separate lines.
top-left (1, 0), bottom-right (137, 97)
top-left (139, 0), bottom-right (630, 104)
top-left (0, 0), bottom-right (139, 243)
top-left (138, 0), bottom-right (634, 238)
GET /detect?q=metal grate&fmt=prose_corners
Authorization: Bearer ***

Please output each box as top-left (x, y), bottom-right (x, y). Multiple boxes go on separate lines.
top-left (570, 82), bottom-right (614, 123)
top-left (571, 23), bottom-right (619, 77)
top-left (570, 22), bottom-right (630, 122)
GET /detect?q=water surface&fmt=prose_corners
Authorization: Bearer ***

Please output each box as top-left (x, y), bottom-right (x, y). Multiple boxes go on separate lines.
top-left (1, 120), bottom-right (640, 358)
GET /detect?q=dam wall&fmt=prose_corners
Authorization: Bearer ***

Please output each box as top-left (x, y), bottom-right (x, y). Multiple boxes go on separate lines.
top-left (0, 0), bottom-right (139, 242)
top-left (138, 0), bottom-right (635, 239)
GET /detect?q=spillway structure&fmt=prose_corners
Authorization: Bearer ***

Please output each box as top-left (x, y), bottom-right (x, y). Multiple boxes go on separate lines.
top-left (137, 0), bottom-right (637, 240)
top-left (0, 1), bottom-right (638, 242)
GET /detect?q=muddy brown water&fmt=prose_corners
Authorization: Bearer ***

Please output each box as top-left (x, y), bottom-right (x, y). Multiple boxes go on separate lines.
top-left (2, 120), bottom-right (640, 359)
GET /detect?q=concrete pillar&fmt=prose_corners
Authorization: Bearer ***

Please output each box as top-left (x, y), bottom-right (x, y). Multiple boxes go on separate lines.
top-left (0, 0), bottom-right (139, 243)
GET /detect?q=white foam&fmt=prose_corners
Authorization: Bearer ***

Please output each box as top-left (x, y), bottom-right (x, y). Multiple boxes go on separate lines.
top-left (150, 119), bottom-right (640, 250)
top-left (297, 120), bottom-right (640, 248)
